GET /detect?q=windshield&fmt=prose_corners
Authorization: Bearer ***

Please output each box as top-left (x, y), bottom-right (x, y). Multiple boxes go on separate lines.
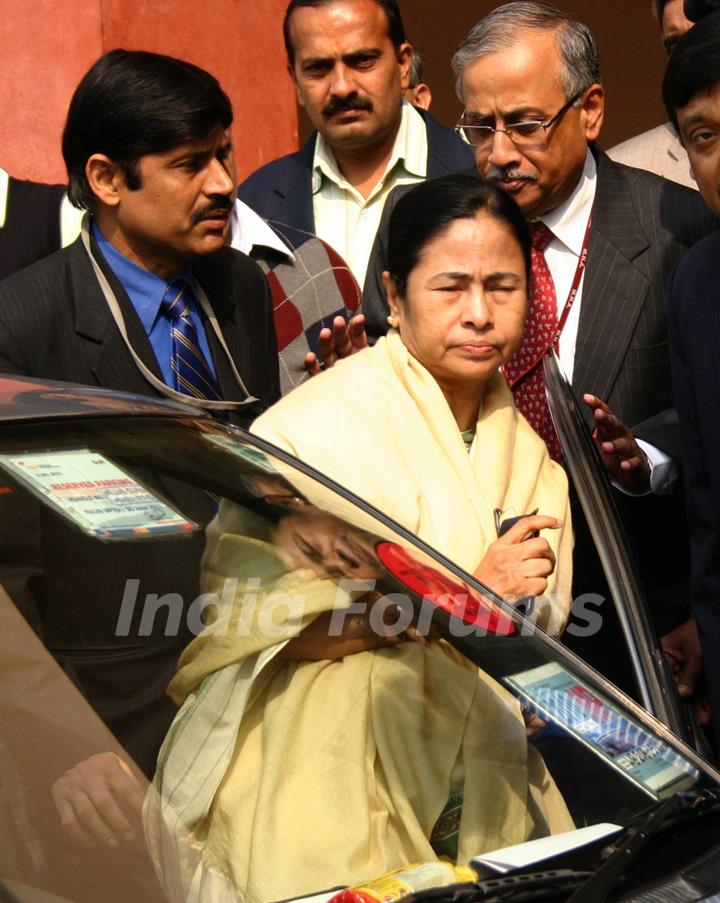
top-left (0, 414), bottom-right (715, 903)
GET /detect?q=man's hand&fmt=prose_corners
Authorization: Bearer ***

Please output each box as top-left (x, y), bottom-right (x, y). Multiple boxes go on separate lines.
top-left (661, 617), bottom-right (711, 725)
top-left (305, 314), bottom-right (368, 376)
top-left (51, 752), bottom-right (146, 849)
top-left (583, 393), bottom-right (651, 493)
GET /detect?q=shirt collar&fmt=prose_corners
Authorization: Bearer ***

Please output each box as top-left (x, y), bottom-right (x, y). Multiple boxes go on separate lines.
top-left (312, 100), bottom-right (427, 194)
top-left (539, 149), bottom-right (597, 256)
top-left (91, 221), bottom-right (193, 333)
top-left (228, 199), bottom-right (295, 261)
top-left (0, 168), bottom-right (8, 229)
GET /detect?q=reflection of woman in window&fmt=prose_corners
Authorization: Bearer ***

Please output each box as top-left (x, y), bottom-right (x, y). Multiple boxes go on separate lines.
top-left (154, 175), bottom-right (574, 902)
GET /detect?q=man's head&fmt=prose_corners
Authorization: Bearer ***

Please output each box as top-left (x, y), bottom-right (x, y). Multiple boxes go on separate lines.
top-left (63, 49), bottom-right (236, 276)
top-left (283, 0), bottom-right (412, 155)
top-left (663, 11), bottom-right (720, 215)
top-left (452, 1), bottom-right (604, 220)
top-left (404, 48), bottom-right (432, 110)
top-left (653, 0), bottom-right (693, 54)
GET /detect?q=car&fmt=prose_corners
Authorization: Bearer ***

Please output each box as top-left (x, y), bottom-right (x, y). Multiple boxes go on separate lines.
top-left (0, 372), bottom-right (718, 903)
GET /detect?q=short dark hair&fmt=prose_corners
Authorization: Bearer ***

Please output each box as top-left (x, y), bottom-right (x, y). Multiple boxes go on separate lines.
top-left (387, 173), bottom-right (531, 297)
top-left (63, 49), bottom-right (233, 210)
top-left (663, 10), bottom-right (720, 131)
top-left (283, 0), bottom-right (407, 66)
top-left (408, 48), bottom-right (423, 89)
top-left (653, 0), bottom-right (667, 23)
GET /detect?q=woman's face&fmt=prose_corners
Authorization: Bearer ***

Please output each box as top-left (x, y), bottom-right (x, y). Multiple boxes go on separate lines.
top-left (386, 211), bottom-right (528, 392)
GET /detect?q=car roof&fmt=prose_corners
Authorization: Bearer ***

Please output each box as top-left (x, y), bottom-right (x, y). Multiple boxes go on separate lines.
top-left (0, 374), bottom-right (205, 422)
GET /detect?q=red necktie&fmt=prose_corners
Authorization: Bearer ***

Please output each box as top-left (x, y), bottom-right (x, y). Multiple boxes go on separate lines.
top-left (503, 222), bottom-right (562, 461)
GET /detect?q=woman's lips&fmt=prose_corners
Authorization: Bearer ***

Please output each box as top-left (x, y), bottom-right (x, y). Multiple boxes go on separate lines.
top-left (456, 342), bottom-right (498, 358)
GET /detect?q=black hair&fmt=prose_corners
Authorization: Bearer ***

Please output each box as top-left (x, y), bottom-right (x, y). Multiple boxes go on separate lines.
top-left (283, 0), bottom-right (407, 65)
top-left (62, 49), bottom-right (233, 210)
top-left (663, 10), bottom-right (720, 131)
top-left (387, 173), bottom-right (531, 297)
top-left (653, 0), bottom-right (667, 22)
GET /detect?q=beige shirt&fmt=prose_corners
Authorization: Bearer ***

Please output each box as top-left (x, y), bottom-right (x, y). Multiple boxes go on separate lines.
top-left (608, 122), bottom-right (696, 190)
top-left (312, 101), bottom-right (428, 286)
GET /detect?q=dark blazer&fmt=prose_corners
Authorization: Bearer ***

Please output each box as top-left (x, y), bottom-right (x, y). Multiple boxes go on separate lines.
top-left (557, 150), bottom-right (715, 679)
top-left (668, 230), bottom-right (720, 743)
top-left (0, 234), bottom-right (280, 423)
top-left (0, 176), bottom-right (66, 281)
top-left (0, 236), bottom-right (280, 776)
top-left (237, 108), bottom-right (474, 291)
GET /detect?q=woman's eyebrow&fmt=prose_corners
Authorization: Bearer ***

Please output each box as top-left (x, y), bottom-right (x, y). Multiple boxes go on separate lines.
top-left (486, 271), bottom-right (523, 282)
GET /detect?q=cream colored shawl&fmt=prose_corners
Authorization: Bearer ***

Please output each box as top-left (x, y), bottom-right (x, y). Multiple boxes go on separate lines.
top-left (252, 331), bottom-right (572, 632)
top-left (153, 333), bottom-right (574, 902)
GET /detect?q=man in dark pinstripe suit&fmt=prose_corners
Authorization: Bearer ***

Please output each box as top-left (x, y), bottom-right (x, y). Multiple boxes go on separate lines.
top-left (364, 2), bottom-right (716, 706)
top-left (453, 2), bottom-right (716, 703)
top-left (0, 51), bottom-right (281, 849)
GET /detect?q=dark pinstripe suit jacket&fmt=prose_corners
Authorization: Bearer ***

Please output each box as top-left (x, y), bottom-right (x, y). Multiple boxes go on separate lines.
top-left (0, 234), bottom-right (280, 421)
top-left (0, 235), bottom-right (280, 776)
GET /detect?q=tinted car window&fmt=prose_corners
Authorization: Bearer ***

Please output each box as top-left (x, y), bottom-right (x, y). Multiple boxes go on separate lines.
top-left (0, 414), bottom-right (715, 902)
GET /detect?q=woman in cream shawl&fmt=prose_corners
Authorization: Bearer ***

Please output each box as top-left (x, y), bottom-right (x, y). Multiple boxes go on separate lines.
top-left (151, 174), bottom-right (574, 902)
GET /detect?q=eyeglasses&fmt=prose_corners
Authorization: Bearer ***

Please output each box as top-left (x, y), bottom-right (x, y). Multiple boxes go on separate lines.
top-left (455, 90), bottom-right (584, 149)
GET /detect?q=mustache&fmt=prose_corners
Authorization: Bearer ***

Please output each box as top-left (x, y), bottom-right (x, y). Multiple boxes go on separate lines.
top-left (486, 166), bottom-right (539, 184)
top-left (322, 96), bottom-right (373, 118)
top-left (191, 197), bottom-right (233, 225)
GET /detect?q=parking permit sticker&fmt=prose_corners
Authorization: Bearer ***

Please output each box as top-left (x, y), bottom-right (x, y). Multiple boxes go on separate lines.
top-left (504, 662), bottom-right (699, 799)
top-left (0, 449), bottom-right (197, 540)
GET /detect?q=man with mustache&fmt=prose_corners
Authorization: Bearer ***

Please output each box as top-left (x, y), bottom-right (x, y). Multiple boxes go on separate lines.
top-left (237, 0), bottom-right (473, 291)
top-left (0, 49), bottom-right (281, 848)
top-left (365, 2), bottom-right (716, 706)
top-left (0, 49), bottom-right (279, 422)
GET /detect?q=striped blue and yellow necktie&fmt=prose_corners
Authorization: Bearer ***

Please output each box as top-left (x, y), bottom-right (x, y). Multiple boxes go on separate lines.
top-left (160, 279), bottom-right (222, 401)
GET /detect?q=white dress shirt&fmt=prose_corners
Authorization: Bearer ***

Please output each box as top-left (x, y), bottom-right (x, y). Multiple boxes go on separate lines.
top-left (311, 101), bottom-right (428, 287)
top-left (0, 167), bottom-right (7, 230)
top-left (229, 198), bottom-right (295, 260)
top-left (538, 150), bottom-right (674, 494)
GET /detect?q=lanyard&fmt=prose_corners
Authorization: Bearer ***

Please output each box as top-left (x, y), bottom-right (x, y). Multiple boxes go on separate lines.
top-left (80, 216), bottom-right (259, 413)
top-left (506, 209), bottom-right (593, 389)
top-left (552, 209), bottom-right (593, 347)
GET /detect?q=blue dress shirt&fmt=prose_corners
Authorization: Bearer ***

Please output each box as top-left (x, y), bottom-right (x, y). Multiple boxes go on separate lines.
top-left (92, 223), bottom-right (217, 386)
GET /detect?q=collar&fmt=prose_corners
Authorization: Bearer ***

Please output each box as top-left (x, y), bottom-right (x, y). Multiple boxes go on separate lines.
top-left (91, 221), bottom-right (193, 334)
top-left (229, 199), bottom-right (295, 261)
top-left (539, 149), bottom-right (597, 256)
top-left (0, 168), bottom-right (8, 229)
top-left (311, 101), bottom-right (427, 196)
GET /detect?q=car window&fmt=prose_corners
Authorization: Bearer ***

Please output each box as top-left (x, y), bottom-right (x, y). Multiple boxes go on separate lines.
top-left (0, 414), bottom-right (715, 903)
